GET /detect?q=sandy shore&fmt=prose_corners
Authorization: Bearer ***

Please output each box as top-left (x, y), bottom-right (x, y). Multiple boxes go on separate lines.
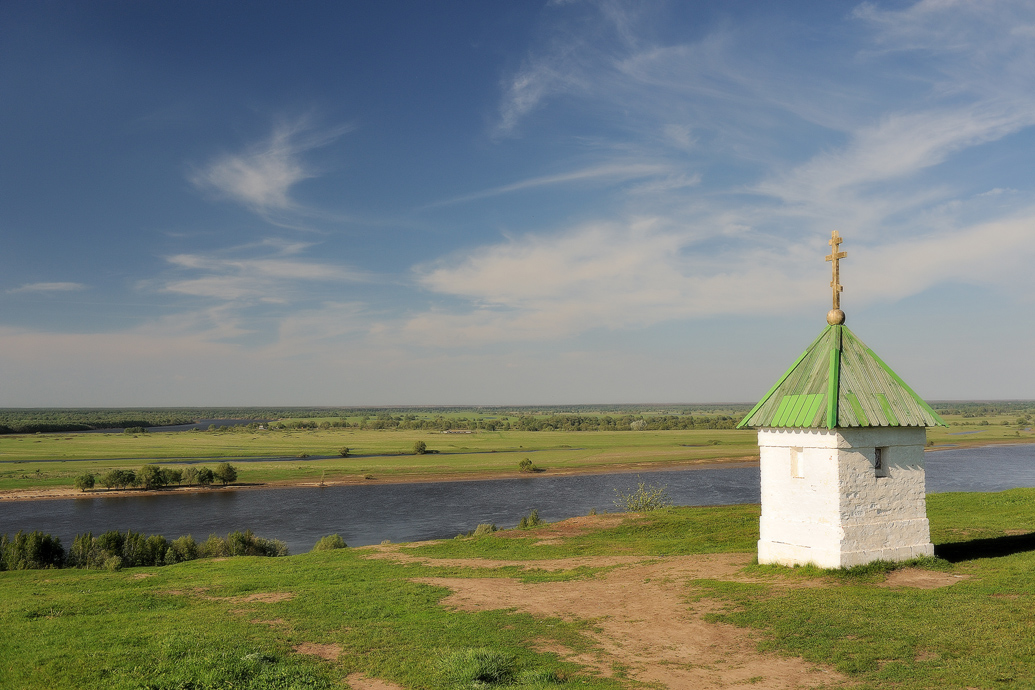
top-left (0, 457), bottom-right (760, 503)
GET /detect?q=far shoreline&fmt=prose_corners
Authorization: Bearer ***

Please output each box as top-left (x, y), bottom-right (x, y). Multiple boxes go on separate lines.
top-left (1, 437), bottom-right (1030, 504)
top-left (0, 456), bottom-right (760, 503)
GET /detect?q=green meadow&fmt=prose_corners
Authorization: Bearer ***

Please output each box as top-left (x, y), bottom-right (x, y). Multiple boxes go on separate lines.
top-left (1, 489), bottom-right (1034, 689)
top-left (0, 427), bottom-right (760, 492)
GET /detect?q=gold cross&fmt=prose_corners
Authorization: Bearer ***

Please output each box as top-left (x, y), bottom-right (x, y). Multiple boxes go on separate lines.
top-left (825, 230), bottom-right (847, 310)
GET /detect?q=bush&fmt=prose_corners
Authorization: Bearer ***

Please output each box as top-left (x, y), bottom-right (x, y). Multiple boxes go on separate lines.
top-left (213, 462), bottom-right (238, 486)
top-left (73, 473), bottom-right (95, 492)
top-left (613, 478), bottom-right (671, 512)
top-left (472, 523), bottom-right (497, 537)
top-left (413, 440), bottom-right (427, 455)
top-left (104, 555), bottom-right (123, 571)
top-left (518, 509), bottom-right (543, 529)
top-left (518, 458), bottom-right (541, 473)
top-left (167, 535), bottom-right (199, 563)
top-left (123, 426), bottom-right (147, 434)
top-left (201, 531), bottom-right (290, 558)
top-left (338, 447), bottom-right (350, 458)
top-left (312, 534), bottom-right (347, 551)
top-left (440, 648), bottom-right (515, 686)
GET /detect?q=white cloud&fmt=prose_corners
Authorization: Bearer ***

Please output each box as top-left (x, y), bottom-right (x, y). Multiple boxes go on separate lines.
top-left (190, 120), bottom-right (352, 212)
top-left (8, 282), bottom-right (86, 293)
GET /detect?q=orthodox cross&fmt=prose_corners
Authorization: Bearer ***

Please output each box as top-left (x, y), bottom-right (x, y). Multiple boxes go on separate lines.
top-left (825, 230), bottom-right (847, 310)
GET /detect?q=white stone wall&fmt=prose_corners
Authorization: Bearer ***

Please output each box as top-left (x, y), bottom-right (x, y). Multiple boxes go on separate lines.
top-left (757, 426), bottom-right (934, 568)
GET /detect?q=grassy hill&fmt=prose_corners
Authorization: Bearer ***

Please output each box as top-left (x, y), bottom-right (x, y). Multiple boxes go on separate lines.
top-left (2, 488), bottom-right (1034, 689)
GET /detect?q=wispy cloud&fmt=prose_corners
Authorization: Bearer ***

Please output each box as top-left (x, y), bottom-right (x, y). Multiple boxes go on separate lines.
top-left (8, 282), bottom-right (86, 294)
top-left (425, 162), bottom-right (671, 207)
top-left (156, 243), bottom-right (370, 303)
top-left (190, 119), bottom-right (353, 212)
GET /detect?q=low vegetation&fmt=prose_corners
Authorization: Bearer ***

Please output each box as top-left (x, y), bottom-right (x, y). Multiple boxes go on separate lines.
top-left (613, 477), bottom-right (672, 512)
top-left (0, 529), bottom-right (288, 573)
top-left (1, 489), bottom-right (1033, 689)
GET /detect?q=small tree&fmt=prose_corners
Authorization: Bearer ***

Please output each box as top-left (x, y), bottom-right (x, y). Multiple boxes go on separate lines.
top-left (139, 465), bottom-right (167, 490)
top-left (163, 468), bottom-right (183, 486)
top-left (182, 466), bottom-right (198, 486)
top-left (196, 467), bottom-right (214, 487)
top-left (213, 462), bottom-right (238, 486)
top-left (338, 447), bottom-right (351, 458)
top-left (73, 473), bottom-right (95, 492)
top-left (413, 440), bottom-right (427, 455)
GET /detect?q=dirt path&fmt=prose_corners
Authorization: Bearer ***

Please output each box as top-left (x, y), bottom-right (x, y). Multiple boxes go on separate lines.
top-left (390, 547), bottom-right (848, 689)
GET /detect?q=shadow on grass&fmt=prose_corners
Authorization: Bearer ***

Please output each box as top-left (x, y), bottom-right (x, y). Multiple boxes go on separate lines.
top-left (935, 532), bottom-right (1035, 563)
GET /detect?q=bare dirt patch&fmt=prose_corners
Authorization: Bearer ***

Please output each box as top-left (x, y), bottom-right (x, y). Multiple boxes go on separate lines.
top-left (417, 553), bottom-right (847, 689)
top-left (130, 573), bottom-right (154, 579)
top-left (878, 569), bottom-right (967, 589)
top-left (494, 514), bottom-right (632, 540)
top-left (293, 643), bottom-right (341, 661)
top-left (345, 673), bottom-right (407, 690)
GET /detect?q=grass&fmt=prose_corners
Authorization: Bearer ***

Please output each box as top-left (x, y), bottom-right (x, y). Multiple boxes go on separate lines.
top-left (2, 489), bottom-right (1035, 688)
top-left (2, 407), bottom-right (1033, 494)
top-left (0, 427), bottom-right (761, 492)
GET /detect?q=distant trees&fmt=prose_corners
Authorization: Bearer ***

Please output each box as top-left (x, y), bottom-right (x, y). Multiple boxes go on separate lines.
top-left (139, 465), bottom-right (167, 490)
top-left (73, 473), bottom-right (95, 492)
top-left (213, 463), bottom-right (238, 486)
top-left (101, 469), bottom-right (136, 490)
top-left (87, 464), bottom-right (235, 492)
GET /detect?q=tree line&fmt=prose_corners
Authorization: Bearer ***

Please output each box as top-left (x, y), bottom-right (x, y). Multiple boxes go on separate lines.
top-left (0, 528), bottom-right (287, 572)
top-left (74, 463), bottom-right (238, 492)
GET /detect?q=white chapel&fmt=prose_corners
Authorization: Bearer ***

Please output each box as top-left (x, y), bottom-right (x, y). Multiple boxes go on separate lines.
top-left (737, 231), bottom-right (946, 568)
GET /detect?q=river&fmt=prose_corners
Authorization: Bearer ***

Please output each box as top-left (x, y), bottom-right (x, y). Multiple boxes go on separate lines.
top-left (0, 444), bottom-right (1032, 554)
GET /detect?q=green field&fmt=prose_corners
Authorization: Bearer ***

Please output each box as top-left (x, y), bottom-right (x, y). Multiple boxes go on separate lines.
top-left (0, 405), bottom-right (1033, 494)
top-left (1, 489), bottom-right (1034, 689)
top-left (0, 427), bottom-right (759, 492)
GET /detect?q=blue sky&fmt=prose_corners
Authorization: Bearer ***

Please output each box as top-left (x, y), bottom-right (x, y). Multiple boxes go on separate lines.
top-left (2, 0), bottom-right (1034, 406)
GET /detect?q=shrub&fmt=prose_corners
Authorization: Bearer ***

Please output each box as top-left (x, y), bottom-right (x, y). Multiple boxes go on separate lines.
top-left (167, 535), bottom-right (199, 563)
top-left (518, 509), bottom-right (543, 529)
top-left (413, 440), bottom-right (427, 455)
top-left (518, 458), bottom-right (541, 473)
top-left (123, 426), bottom-right (147, 434)
top-left (338, 447), bottom-right (350, 458)
top-left (440, 648), bottom-right (515, 685)
top-left (472, 523), bottom-right (497, 537)
top-left (613, 478), bottom-right (671, 512)
top-left (213, 462), bottom-right (238, 486)
top-left (104, 555), bottom-right (123, 571)
top-left (312, 534), bottom-right (347, 551)
top-left (73, 473), bottom-right (95, 492)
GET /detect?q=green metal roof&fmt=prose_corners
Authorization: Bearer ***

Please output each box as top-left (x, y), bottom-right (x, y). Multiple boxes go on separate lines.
top-left (737, 324), bottom-right (946, 429)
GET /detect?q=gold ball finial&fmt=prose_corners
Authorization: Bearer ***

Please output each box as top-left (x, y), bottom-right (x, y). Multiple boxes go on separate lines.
top-left (827, 308), bottom-right (845, 325)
